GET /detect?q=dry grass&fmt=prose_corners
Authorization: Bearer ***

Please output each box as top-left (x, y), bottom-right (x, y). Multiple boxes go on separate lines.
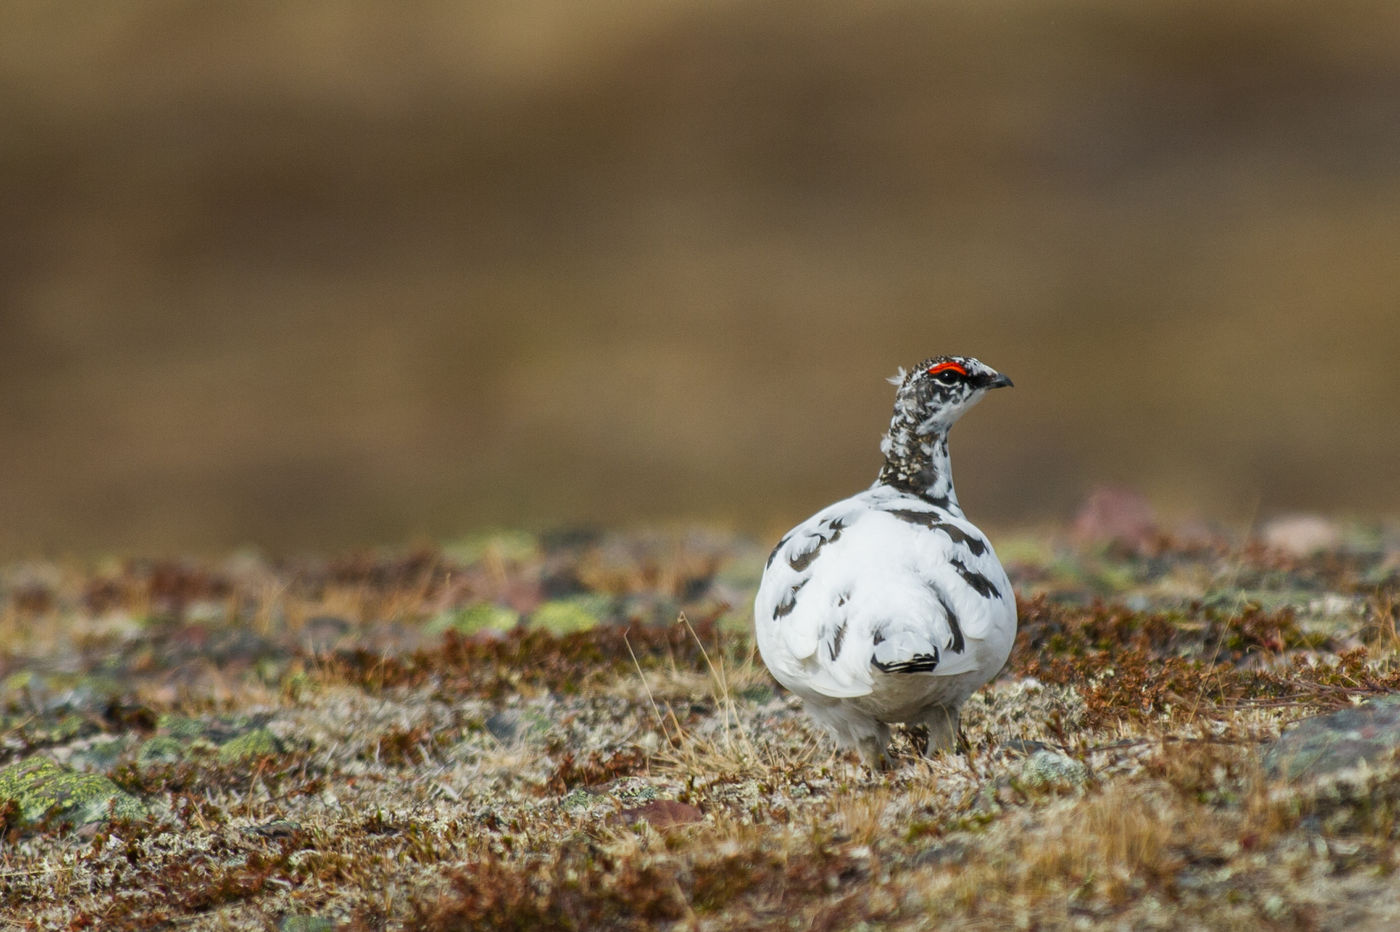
top-left (636, 613), bottom-right (818, 781)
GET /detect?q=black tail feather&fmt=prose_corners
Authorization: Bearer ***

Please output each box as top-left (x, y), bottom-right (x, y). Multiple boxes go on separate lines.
top-left (871, 649), bottom-right (940, 674)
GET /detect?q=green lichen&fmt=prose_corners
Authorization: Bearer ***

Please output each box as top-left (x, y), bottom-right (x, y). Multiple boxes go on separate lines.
top-left (2, 669), bottom-right (40, 696)
top-left (561, 787), bottom-right (600, 811)
top-left (158, 713), bottom-right (209, 740)
top-left (1017, 749), bottom-right (1091, 789)
top-left (443, 530), bottom-right (540, 565)
top-left (530, 595), bottom-right (612, 634)
top-left (429, 603), bottom-right (520, 635)
top-left (137, 735), bottom-right (187, 765)
top-left (217, 728), bottom-right (282, 763)
top-left (609, 778), bottom-right (661, 804)
top-left (279, 917), bottom-right (335, 932)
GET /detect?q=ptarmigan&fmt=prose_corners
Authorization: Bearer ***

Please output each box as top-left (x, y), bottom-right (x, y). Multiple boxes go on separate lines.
top-left (754, 355), bottom-right (1016, 768)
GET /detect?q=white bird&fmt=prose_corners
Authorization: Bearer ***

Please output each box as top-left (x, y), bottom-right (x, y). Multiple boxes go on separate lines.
top-left (754, 355), bottom-right (1017, 768)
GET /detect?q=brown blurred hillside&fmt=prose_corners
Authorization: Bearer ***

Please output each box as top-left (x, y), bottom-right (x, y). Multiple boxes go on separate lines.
top-left (3, 0), bottom-right (1399, 557)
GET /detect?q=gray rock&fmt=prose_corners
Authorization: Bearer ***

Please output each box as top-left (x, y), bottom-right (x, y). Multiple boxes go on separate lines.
top-left (1263, 696), bottom-right (1400, 781)
top-left (300, 614), bottom-right (353, 652)
top-left (483, 708), bottom-right (552, 746)
top-left (67, 737), bottom-right (131, 772)
top-left (1018, 749), bottom-right (1091, 788)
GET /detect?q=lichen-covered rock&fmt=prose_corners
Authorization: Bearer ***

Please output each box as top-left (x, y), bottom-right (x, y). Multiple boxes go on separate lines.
top-left (561, 786), bottom-right (601, 811)
top-left (217, 727), bottom-right (283, 763)
top-left (157, 713), bottom-right (211, 740)
top-left (529, 595), bottom-right (613, 634)
top-left (0, 757), bottom-right (146, 828)
top-left (1018, 749), bottom-right (1091, 788)
top-left (137, 735), bottom-right (187, 765)
top-left (428, 602), bottom-right (520, 635)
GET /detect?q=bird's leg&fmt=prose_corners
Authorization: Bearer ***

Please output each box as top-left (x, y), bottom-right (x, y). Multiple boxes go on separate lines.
top-left (856, 737), bottom-right (888, 771)
top-left (922, 706), bottom-right (960, 755)
top-left (854, 721), bottom-right (892, 770)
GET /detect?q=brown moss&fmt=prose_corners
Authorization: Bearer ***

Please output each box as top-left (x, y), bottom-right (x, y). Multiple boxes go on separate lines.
top-left (407, 831), bottom-right (876, 932)
top-left (11, 583), bottom-right (54, 616)
top-left (48, 814), bottom-right (312, 929)
top-left (409, 845), bottom-right (688, 931)
top-left (159, 838), bottom-right (301, 914)
top-left (1140, 736), bottom-right (1259, 804)
top-left (1248, 647), bottom-right (1400, 708)
top-left (82, 560), bottom-right (233, 619)
top-left (1015, 595), bottom-right (1182, 657)
top-left (321, 614), bottom-right (730, 700)
top-left (315, 548), bottom-right (451, 593)
top-left (1015, 595), bottom-right (1316, 667)
top-left (545, 747), bottom-right (649, 795)
top-left (1020, 648), bottom-right (1220, 728)
top-left (686, 848), bottom-right (784, 912)
top-left (0, 797), bottom-right (20, 842)
top-left (369, 723), bottom-right (444, 767)
top-left (686, 837), bottom-right (873, 926)
top-left (107, 753), bottom-right (316, 817)
top-left (1012, 596), bottom-right (1379, 727)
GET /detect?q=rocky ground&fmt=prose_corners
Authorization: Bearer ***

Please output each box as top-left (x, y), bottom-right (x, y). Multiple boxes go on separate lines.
top-left (3, 517), bottom-right (1400, 930)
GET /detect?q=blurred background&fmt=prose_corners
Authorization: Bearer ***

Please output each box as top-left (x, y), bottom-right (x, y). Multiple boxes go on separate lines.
top-left (2, 0), bottom-right (1399, 558)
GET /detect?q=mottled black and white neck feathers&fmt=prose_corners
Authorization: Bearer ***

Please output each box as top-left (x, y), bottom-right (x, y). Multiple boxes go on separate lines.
top-left (754, 354), bottom-right (1016, 769)
top-left (877, 355), bottom-right (1013, 512)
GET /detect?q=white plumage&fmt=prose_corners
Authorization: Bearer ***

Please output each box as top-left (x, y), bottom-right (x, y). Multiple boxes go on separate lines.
top-left (754, 355), bottom-right (1017, 767)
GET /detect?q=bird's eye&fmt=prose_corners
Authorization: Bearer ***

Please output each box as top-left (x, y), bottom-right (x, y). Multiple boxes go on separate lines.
top-left (926, 361), bottom-right (968, 384)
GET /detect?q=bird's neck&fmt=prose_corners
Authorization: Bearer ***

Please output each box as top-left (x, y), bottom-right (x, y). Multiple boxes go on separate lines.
top-left (877, 415), bottom-right (961, 514)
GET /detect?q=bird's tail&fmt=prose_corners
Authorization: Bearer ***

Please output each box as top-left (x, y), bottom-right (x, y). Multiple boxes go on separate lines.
top-left (870, 630), bottom-right (941, 674)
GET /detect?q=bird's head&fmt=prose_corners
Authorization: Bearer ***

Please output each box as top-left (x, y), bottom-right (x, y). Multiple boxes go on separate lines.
top-left (889, 355), bottom-right (1013, 436)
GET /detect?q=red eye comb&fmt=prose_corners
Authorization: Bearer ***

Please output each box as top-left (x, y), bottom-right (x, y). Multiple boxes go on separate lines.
top-left (927, 361), bottom-right (968, 377)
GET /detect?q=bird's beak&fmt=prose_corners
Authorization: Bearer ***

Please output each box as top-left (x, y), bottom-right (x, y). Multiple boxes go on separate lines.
top-left (984, 372), bottom-right (1014, 390)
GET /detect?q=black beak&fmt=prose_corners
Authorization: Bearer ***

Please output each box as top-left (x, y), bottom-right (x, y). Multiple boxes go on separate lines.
top-left (984, 372), bottom-right (1014, 390)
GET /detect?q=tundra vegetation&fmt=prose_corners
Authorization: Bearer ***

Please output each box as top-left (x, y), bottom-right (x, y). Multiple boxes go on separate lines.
top-left (2, 520), bottom-right (1400, 930)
